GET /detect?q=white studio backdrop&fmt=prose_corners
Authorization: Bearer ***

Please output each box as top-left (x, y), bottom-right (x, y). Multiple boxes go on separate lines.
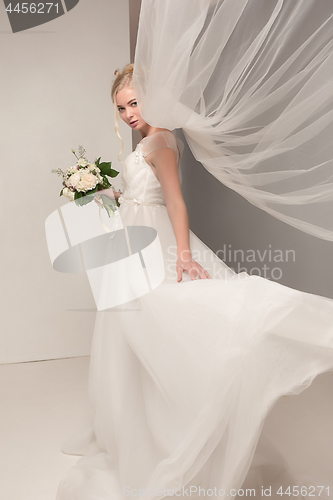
top-left (0, 0), bottom-right (131, 364)
top-left (2, 0), bottom-right (332, 365)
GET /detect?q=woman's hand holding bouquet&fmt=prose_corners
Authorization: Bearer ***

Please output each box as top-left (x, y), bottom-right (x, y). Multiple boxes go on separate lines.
top-left (51, 146), bottom-right (121, 218)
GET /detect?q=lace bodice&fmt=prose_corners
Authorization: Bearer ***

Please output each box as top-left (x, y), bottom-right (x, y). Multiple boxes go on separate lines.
top-left (118, 130), bottom-right (183, 208)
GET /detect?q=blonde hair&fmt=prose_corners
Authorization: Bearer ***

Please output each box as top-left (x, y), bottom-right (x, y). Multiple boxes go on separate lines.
top-left (111, 63), bottom-right (135, 173)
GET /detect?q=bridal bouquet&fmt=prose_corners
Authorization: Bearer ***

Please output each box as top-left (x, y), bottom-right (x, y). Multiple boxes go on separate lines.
top-left (51, 146), bottom-right (120, 218)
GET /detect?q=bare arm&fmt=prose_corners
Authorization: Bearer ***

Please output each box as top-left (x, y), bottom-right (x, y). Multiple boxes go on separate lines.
top-left (145, 147), bottom-right (211, 282)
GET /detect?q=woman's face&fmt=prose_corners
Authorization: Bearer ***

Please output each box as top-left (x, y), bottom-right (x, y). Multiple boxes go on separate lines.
top-left (116, 85), bottom-right (146, 131)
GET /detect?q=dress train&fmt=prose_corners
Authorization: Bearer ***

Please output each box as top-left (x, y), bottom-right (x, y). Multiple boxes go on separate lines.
top-left (55, 131), bottom-right (333, 499)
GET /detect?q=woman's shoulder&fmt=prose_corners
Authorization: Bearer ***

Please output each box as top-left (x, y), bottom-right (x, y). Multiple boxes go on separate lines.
top-left (142, 129), bottom-right (183, 159)
top-left (143, 129), bottom-right (176, 146)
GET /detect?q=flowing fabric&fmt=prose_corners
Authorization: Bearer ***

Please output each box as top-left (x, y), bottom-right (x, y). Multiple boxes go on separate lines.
top-left (133, 0), bottom-right (333, 241)
top-left (55, 131), bottom-right (333, 499)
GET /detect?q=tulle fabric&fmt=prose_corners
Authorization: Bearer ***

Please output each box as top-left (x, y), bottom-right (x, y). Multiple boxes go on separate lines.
top-left (141, 130), bottom-right (184, 168)
top-left (56, 141), bottom-right (333, 500)
top-left (133, 0), bottom-right (333, 240)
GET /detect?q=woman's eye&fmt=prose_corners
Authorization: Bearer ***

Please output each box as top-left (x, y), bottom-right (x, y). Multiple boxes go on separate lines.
top-left (131, 102), bottom-right (137, 106)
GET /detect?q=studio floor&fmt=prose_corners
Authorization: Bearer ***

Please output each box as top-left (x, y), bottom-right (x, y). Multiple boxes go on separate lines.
top-left (0, 357), bottom-right (332, 500)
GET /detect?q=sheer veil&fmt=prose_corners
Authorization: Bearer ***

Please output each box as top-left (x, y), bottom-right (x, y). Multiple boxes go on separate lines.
top-left (133, 0), bottom-right (333, 241)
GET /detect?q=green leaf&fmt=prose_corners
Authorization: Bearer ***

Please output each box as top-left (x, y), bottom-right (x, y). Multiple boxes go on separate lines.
top-left (95, 157), bottom-right (101, 167)
top-left (109, 168), bottom-right (120, 178)
top-left (96, 194), bottom-right (119, 218)
top-left (103, 204), bottom-right (115, 218)
top-left (60, 188), bottom-right (64, 197)
top-left (79, 195), bottom-right (93, 206)
top-left (97, 175), bottom-right (111, 190)
top-left (83, 186), bottom-right (98, 203)
top-left (74, 187), bottom-right (99, 207)
top-left (99, 161), bottom-right (119, 178)
top-left (74, 191), bottom-right (82, 207)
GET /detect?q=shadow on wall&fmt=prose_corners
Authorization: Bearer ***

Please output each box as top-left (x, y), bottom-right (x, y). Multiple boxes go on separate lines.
top-left (176, 129), bottom-right (333, 300)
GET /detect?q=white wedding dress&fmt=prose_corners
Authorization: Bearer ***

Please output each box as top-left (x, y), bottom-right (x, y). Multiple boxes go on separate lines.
top-left (56, 130), bottom-right (333, 500)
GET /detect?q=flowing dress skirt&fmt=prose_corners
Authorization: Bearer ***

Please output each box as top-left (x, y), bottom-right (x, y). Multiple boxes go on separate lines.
top-left (56, 201), bottom-right (333, 500)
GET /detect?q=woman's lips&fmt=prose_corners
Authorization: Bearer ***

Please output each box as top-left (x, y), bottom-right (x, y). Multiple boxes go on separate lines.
top-left (130, 120), bottom-right (138, 127)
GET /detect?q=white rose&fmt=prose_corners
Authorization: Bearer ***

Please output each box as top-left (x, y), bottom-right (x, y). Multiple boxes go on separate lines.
top-left (76, 173), bottom-right (99, 192)
top-left (67, 172), bottom-right (81, 188)
top-left (77, 158), bottom-right (88, 166)
top-left (64, 167), bottom-right (77, 183)
top-left (62, 187), bottom-right (75, 201)
top-left (67, 165), bottom-right (78, 175)
top-left (87, 163), bottom-right (97, 172)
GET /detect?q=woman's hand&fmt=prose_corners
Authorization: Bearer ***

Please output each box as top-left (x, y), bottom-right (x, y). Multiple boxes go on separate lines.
top-left (94, 188), bottom-right (121, 207)
top-left (145, 146), bottom-right (211, 282)
top-left (177, 250), bottom-right (211, 282)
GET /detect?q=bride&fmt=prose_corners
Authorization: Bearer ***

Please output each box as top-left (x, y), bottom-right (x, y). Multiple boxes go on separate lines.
top-left (56, 64), bottom-right (333, 500)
